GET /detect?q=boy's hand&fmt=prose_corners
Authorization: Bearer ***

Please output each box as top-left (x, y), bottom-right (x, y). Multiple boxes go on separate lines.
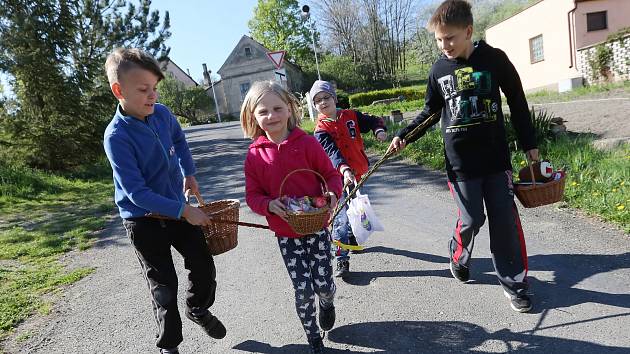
top-left (325, 192), bottom-right (338, 208)
top-left (525, 148), bottom-right (540, 162)
top-left (342, 169), bottom-right (356, 186)
top-left (182, 204), bottom-right (212, 227)
top-left (387, 136), bottom-right (406, 154)
top-left (376, 131), bottom-right (388, 142)
top-left (183, 175), bottom-right (200, 195)
top-left (268, 198), bottom-right (288, 221)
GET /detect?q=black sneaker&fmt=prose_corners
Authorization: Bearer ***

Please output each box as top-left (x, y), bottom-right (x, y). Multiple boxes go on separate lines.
top-left (318, 304), bottom-right (336, 331)
top-left (308, 335), bottom-right (325, 354)
top-left (504, 290), bottom-right (532, 313)
top-left (185, 310), bottom-right (227, 339)
top-left (449, 258), bottom-right (470, 282)
top-left (334, 260), bottom-right (349, 278)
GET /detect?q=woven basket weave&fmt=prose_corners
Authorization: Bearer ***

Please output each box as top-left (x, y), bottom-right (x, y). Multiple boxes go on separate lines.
top-left (514, 163), bottom-right (566, 208)
top-left (192, 192), bottom-right (240, 255)
top-left (279, 169), bottom-right (331, 235)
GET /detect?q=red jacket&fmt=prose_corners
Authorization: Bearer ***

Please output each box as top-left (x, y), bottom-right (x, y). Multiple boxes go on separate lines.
top-left (314, 109), bottom-right (386, 180)
top-left (244, 128), bottom-right (343, 238)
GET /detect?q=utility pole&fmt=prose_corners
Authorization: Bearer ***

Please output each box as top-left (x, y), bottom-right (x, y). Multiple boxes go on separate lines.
top-left (301, 5), bottom-right (321, 80)
top-left (203, 63), bottom-right (221, 123)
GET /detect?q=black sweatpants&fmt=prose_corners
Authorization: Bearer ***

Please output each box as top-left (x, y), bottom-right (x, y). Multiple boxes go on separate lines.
top-left (447, 170), bottom-right (528, 295)
top-left (123, 217), bottom-right (217, 349)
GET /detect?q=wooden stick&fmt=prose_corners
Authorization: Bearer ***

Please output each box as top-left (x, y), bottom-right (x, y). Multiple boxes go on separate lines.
top-left (330, 111), bottom-right (441, 220)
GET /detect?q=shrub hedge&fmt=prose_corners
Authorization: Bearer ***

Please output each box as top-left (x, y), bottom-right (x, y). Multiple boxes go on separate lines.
top-left (349, 86), bottom-right (426, 107)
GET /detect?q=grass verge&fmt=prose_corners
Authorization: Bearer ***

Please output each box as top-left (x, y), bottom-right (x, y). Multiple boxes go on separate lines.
top-left (0, 160), bottom-right (113, 341)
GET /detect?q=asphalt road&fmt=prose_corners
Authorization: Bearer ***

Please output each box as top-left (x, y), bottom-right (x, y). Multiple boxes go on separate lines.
top-left (4, 121), bottom-right (629, 354)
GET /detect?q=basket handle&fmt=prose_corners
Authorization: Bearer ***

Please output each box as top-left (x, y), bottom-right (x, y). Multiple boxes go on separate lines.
top-left (525, 152), bottom-right (540, 187)
top-left (528, 164), bottom-right (537, 187)
top-left (185, 189), bottom-right (207, 207)
top-left (278, 168), bottom-right (329, 197)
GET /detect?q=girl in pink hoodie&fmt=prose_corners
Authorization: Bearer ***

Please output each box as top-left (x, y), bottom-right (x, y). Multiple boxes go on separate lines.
top-left (240, 81), bottom-right (343, 353)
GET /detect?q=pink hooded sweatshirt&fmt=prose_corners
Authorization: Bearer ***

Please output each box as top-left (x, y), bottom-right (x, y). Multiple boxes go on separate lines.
top-left (244, 128), bottom-right (343, 238)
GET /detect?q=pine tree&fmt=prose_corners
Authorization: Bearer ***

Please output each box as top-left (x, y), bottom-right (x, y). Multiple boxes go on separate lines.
top-left (0, 0), bottom-right (170, 170)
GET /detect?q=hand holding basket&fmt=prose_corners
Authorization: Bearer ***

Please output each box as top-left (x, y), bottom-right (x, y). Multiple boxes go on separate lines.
top-left (279, 169), bottom-right (332, 235)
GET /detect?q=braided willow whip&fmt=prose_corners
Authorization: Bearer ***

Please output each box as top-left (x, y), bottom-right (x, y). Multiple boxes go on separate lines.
top-left (330, 111), bottom-right (441, 221)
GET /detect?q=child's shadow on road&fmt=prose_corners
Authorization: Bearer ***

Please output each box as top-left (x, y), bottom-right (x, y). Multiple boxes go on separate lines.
top-left (233, 319), bottom-right (629, 353)
top-left (346, 246), bottom-right (630, 314)
top-left (342, 246), bottom-right (498, 287)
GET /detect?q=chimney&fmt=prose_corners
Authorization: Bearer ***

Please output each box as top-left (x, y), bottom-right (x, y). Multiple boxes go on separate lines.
top-left (202, 63), bottom-right (211, 86)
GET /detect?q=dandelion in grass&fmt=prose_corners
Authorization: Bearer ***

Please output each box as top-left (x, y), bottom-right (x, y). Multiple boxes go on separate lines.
top-left (520, 160), bottom-right (526, 166)
top-left (621, 181), bottom-right (626, 186)
top-left (612, 188), bottom-right (618, 193)
top-left (592, 192), bottom-right (600, 196)
top-left (571, 181), bottom-right (578, 187)
top-left (617, 204), bottom-right (625, 211)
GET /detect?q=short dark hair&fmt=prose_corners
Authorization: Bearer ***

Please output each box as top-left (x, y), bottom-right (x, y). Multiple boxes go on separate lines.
top-left (105, 48), bottom-right (165, 85)
top-left (428, 0), bottom-right (473, 31)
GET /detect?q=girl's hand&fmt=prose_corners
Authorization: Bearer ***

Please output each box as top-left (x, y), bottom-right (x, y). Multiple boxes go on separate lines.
top-left (387, 136), bottom-right (406, 154)
top-left (525, 148), bottom-right (539, 162)
top-left (376, 131), bottom-right (388, 142)
top-left (268, 198), bottom-right (288, 221)
top-left (182, 204), bottom-right (212, 227)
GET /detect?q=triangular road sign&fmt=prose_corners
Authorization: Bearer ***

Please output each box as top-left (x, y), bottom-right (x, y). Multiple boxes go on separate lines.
top-left (266, 50), bottom-right (286, 70)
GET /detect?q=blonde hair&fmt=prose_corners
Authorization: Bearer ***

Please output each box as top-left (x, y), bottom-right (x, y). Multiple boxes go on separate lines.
top-left (428, 0), bottom-right (473, 31)
top-left (240, 81), bottom-right (302, 139)
top-left (104, 48), bottom-right (164, 85)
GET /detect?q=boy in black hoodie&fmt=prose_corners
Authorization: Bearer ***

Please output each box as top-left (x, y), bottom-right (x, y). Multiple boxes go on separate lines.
top-left (388, 0), bottom-right (539, 313)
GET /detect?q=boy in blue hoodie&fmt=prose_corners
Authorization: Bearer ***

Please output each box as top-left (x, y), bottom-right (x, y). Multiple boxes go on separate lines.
top-left (103, 48), bottom-right (226, 354)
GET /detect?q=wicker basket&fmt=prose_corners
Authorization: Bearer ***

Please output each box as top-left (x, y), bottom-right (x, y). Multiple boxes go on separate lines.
top-left (192, 192), bottom-right (240, 255)
top-left (279, 169), bottom-right (331, 235)
top-left (514, 163), bottom-right (566, 208)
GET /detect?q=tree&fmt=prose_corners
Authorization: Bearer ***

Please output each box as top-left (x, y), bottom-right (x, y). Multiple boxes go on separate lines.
top-left (318, 54), bottom-right (368, 91)
top-left (0, 0), bottom-right (170, 170)
top-left (158, 74), bottom-right (215, 125)
top-left (248, 0), bottom-right (315, 66)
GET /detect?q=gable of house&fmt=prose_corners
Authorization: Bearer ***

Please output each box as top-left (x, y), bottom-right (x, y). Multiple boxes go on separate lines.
top-left (216, 35), bottom-right (305, 116)
top-left (160, 58), bottom-right (198, 88)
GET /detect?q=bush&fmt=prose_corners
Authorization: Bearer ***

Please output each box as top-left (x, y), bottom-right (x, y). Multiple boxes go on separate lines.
top-left (336, 89), bottom-right (350, 109)
top-left (349, 86), bottom-right (426, 107)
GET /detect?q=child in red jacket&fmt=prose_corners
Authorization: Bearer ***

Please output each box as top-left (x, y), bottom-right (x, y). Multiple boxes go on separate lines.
top-left (240, 81), bottom-right (343, 353)
top-left (310, 80), bottom-right (388, 278)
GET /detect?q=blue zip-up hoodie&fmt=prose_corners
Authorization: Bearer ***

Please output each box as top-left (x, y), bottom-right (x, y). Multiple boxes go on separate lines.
top-left (103, 104), bottom-right (196, 219)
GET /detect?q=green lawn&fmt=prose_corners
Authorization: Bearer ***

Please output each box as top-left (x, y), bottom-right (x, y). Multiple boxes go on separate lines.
top-left (0, 160), bottom-right (113, 340)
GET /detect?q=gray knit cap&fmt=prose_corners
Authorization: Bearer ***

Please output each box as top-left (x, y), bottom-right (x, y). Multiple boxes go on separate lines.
top-left (309, 80), bottom-right (337, 104)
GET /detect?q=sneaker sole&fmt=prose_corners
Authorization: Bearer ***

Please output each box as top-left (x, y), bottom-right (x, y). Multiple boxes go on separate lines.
top-left (449, 261), bottom-right (470, 283)
top-left (503, 290), bottom-right (532, 313)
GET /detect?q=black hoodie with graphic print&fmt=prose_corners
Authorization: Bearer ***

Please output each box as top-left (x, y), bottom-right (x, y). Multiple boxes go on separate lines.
top-left (397, 40), bottom-right (537, 182)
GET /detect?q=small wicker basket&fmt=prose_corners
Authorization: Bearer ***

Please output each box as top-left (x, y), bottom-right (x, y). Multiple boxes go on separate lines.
top-left (514, 163), bottom-right (566, 208)
top-left (191, 192), bottom-right (240, 255)
top-left (279, 169), bottom-right (331, 235)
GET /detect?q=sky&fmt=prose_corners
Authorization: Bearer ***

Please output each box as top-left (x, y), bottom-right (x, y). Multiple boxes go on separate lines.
top-left (150, 0), bottom-right (262, 83)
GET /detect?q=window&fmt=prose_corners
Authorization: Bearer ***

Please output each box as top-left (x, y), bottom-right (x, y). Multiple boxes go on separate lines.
top-left (529, 34), bottom-right (544, 64)
top-left (587, 11), bottom-right (607, 32)
top-left (240, 82), bottom-right (250, 101)
top-left (244, 47), bottom-right (252, 58)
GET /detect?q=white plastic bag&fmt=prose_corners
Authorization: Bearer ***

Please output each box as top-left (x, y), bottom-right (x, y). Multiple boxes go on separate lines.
top-left (346, 191), bottom-right (384, 244)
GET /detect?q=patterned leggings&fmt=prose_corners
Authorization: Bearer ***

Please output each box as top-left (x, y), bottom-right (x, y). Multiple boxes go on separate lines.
top-left (277, 230), bottom-right (336, 339)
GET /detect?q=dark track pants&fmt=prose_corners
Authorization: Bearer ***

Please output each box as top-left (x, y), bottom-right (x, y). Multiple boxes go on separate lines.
top-left (277, 231), bottom-right (336, 340)
top-left (123, 217), bottom-right (217, 349)
top-left (447, 170), bottom-right (528, 295)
